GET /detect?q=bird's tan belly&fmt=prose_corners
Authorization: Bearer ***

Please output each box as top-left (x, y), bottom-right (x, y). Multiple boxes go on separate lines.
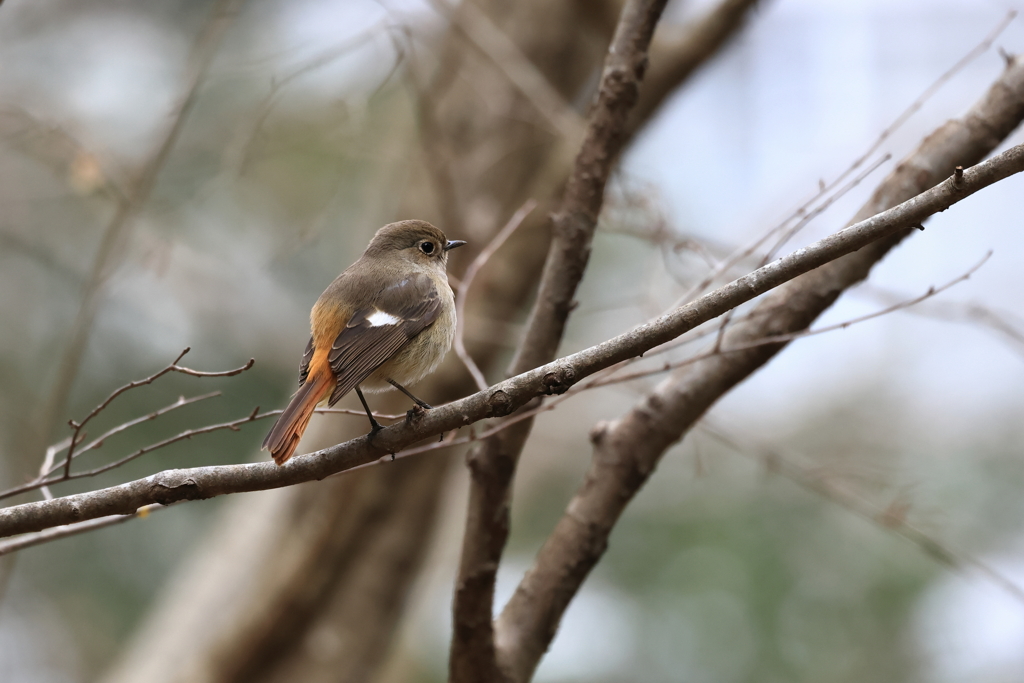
top-left (360, 308), bottom-right (456, 393)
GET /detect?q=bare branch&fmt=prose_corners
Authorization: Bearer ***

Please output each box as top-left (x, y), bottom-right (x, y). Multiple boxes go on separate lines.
top-left (2, 388), bottom-right (401, 504)
top-left (595, 251), bottom-right (991, 386)
top-left (676, 9), bottom-right (1014, 305)
top-left (72, 393), bottom-right (222, 461)
top-left (493, 55), bottom-right (1024, 677)
top-left (1, 351), bottom-right (256, 502)
top-left (858, 286), bottom-right (1024, 360)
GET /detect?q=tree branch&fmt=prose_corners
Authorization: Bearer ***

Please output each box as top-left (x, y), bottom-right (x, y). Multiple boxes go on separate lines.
top-left (2, 140), bottom-right (1022, 538)
top-left (451, 1), bottom-right (669, 680)
top-left (493, 55), bottom-right (1024, 679)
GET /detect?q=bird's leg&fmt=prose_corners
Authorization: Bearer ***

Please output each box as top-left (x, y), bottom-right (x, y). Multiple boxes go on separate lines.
top-left (387, 379), bottom-right (433, 410)
top-left (355, 386), bottom-right (384, 435)
top-left (388, 379), bottom-right (442, 439)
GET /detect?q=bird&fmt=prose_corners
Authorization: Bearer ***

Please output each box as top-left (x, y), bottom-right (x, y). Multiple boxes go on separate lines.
top-left (262, 220), bottom-right (466, 465)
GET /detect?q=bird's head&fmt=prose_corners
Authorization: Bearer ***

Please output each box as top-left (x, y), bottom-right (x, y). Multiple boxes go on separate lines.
top-left (364, 220), bottom-right (466, 271)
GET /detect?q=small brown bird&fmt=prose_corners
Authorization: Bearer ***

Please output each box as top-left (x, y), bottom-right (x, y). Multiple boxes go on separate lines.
top-left (263, 220), bottom-right (466, 465)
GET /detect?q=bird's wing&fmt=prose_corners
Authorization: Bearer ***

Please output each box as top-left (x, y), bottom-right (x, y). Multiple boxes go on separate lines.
top-left (326, 272), bottom-right (441, 405)
top-left (298, 335), bottom-right (314, 386)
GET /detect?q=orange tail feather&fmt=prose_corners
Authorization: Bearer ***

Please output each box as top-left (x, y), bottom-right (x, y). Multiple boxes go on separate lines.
top-left (262, 371), bottom-right (332, 465)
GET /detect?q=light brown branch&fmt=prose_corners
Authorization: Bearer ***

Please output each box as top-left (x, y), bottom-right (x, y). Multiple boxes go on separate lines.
top-left (595, 251), bottom-right (991, 386)
top-left (1, 350), bottom-right (255, 501)
top-left (4, 403), bottom-right (399, 505)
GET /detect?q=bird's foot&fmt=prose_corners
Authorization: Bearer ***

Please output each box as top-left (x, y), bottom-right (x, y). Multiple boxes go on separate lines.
top-left (405, 403), bottom-right (429, 424)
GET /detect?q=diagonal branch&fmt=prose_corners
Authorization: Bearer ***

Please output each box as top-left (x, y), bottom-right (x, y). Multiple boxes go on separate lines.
top-left (493, 55), bottom-right (1024, 679)
top-left (1, 141), bottom-right (1022, 539)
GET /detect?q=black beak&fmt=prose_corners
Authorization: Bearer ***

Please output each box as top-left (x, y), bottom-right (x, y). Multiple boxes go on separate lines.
top-left (444, 240), bottom-right (467, 251)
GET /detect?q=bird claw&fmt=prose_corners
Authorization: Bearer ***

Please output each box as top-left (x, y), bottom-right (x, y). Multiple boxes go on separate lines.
top-left (405, 404), bottom-right (429, 423)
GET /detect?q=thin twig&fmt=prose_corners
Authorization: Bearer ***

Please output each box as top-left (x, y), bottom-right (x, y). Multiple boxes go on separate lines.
top-left (675, 11), bottom-right (1014, 308)
top-left (676, 153), bottom-right (891, 307)
top-left (426, 0), bottom-right (586, 142)
top-left (1, 400), bottom-right (403, 503)
top-left (699, 422), bottom-right (1024, 605)
top-left (32, 0), bottom-right (247, 478)
top-left (454, 200), bottom-right (537, 391)
top-left (0, 505), bottom-right (165, 557)
top-left (68, 392), bottom-right (222, 464)
top-left (595, 252), bottom-right (991, 387)
top-left (857, 285), bottom-right (1024, 360)
top-left (58, 349), bottom-right (254, 477)
top-left (2, 350), bottom-right (256, 501)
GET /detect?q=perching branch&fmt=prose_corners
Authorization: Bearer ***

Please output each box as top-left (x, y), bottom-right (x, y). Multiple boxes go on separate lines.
top-left (2, 140), bottom-right (1022, 539)
top-left (1, 351), bottom-right (404, 504)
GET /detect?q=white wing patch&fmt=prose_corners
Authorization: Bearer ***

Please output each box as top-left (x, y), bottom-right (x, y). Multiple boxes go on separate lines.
top-left (366, 310), bottom-right (401, 327)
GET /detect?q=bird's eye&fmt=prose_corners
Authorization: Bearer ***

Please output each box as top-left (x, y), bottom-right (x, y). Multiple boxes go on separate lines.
top-left (419, 241), bottom-right (435, 255)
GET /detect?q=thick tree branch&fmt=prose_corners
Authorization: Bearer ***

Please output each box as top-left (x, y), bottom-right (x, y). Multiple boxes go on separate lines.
top-left (2, 141), bottom-right (1022, 539)
top-left (450, 2), bottom-right (669, 680)
top-left (493, 56), bottom-right (1024, 679)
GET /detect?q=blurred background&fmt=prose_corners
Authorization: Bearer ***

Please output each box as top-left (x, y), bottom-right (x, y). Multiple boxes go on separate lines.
top-left (1, 0), bottom-right (1024, 681)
